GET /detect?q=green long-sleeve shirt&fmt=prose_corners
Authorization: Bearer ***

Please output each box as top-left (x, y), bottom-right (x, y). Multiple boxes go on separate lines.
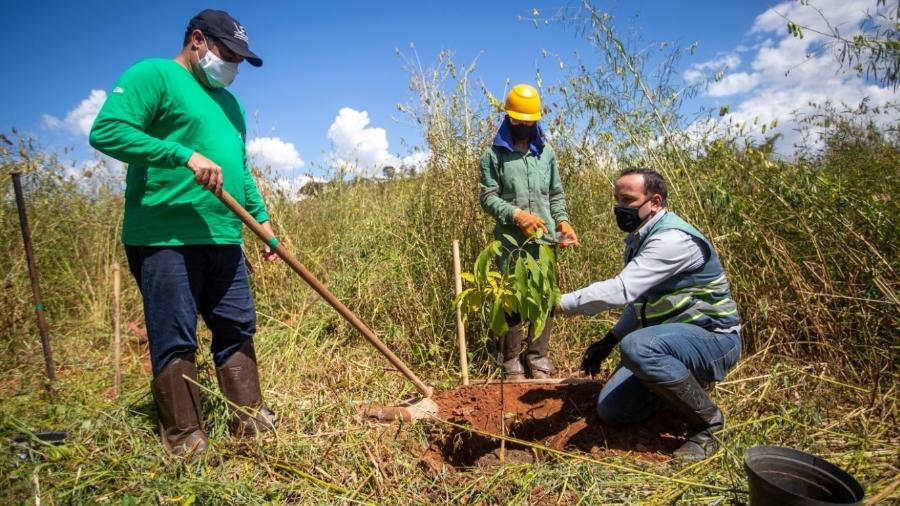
top-left (90, 58), bottom-right (269, 246)
top-left (479, 143), bottom-right (569, 270)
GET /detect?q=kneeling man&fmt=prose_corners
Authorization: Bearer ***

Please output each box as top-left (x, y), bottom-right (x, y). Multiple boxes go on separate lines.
top-left (556, 167), bottom-right (741, 460)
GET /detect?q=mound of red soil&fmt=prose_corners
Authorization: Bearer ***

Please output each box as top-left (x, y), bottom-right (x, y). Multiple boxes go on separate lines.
top-left (424, 382), bottom-right (686, 467)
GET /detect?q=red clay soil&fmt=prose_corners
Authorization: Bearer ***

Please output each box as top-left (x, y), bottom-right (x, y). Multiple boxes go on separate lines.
top-left (423, 382), bottom-right (687, 467)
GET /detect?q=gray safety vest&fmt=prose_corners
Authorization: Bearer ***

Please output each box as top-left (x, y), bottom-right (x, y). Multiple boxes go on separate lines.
top-left (626, 212), bottom-right (741, 332)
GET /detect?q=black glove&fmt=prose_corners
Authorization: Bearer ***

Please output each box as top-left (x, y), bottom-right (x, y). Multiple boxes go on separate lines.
top-left (580, 331), bottom-right (619, 376)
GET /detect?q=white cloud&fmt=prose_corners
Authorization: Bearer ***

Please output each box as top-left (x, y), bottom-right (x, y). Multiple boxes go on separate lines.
top-left (71, 156), bottom-right (124, 178)
top-left (691, 0), bottom-right (899, 153)
top-left (246, 136), bottom-right (304, 173)
top-left (399, 150), bottom-right (431, 172)
top-left (326, 107), bottom-right (429, 177)
top-left (683, 69), bottom-right (705, 85)
top-left (750, 0), bottom-right (873, 36)
top-left (41, 114), bottom-right (62, 129)
top-left (696, 53), bottom-right (741, 72)
top-left (43, 89), bottom-right (107, 136)
top-left (56, 155), bottom-right (126, 193)
top-left (708, 72), bottom-right (762, 97)
top-left (327, 107), bottom-right (400, 175)
top-left (272, 175), bottom-right (327, 201)
top-left (685, 53), bottom-right (741, 84)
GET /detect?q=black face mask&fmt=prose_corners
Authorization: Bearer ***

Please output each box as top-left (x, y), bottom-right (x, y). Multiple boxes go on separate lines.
top-left (614, 197), bottom-right (652, 233)
top-left (509, 122), bottom-right (535, 142)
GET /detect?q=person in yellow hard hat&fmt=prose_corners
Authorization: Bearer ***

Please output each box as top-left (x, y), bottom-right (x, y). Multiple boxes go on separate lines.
top-left (478, 83), bottom-right (578, 379)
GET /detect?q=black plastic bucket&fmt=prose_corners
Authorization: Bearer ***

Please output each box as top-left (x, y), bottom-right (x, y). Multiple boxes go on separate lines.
top-left (10, 431), bottom-right (68, 462)
top-left (744, 445), bottom-right (864, 506)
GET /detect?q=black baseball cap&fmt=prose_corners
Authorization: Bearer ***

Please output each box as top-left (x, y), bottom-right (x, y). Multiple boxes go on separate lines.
top-left (187, 9), bottom-right (262, 67)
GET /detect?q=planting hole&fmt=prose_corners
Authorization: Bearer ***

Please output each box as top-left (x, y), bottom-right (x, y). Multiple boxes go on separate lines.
top-left (422, 382), bottom-right (687, 468)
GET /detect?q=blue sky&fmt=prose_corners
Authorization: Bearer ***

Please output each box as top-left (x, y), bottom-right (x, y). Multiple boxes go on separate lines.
top-left (3, 1), bottom-right (896, 183)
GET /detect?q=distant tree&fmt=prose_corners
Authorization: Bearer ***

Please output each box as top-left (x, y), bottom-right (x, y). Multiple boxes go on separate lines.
top-left (787, 0), bottom-right (900, 89)
top-left (299, 180), bottom-right (326, 197)
top-left (382, 165), bottom-right (398, 179)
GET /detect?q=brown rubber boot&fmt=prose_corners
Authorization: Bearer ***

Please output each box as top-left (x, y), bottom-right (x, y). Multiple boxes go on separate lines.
top-left (216, 340), bottom-right (277, 436)
top-left (499, 323), bottom-right (526, 381)
top-left (151, 352), bottom-right (208, 456)
top-left (525, 315), bottom-right (555, 379)
top-left (643, 372), bottom-right (725, 461)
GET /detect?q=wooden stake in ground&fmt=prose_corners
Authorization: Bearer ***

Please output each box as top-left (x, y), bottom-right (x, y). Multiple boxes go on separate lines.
top-left (452, 240), bottom-right (469, 386)
top-left (112, 262), bottom-right (122, 397)
top-left (10, 171), bottom-right (56, 391)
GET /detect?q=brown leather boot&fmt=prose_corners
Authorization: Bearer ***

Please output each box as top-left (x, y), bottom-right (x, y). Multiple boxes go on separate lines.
top-left (216, 340), bottom-right (276, 436)
top-left (499, 323), bottom-right (526, 381)
top-left (151, 352), bottom-right (208, 456)
top-left (525, 314), bottom-right (556, 379)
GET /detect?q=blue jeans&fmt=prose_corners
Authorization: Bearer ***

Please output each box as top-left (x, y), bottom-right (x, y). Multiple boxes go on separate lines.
top-left (125, 245), bottom-right (257, 376)
top-left (596, 323), bottom-right (741, 425)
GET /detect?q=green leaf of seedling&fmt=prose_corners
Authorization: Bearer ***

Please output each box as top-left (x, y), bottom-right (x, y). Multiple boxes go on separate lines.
top-left (540, 244), bottom-right (555, 264)
top-left (502, 234), bottom-right (519, 248)
top-left (489, 298), bottom-right (509, 336)
top-left (460, 272), bottom-right (475, 283)
top-left (453, 288), bottom-right (474, 308)
top-left (547, 262), bottom-right (558, 286)
top-left (526, 256), bottom-right (540, 278)
top-left (501, 292), bottom-right (518, 313)
top-left (531, 315), bottom-right (547, 338)
top-left (474, 243), bottom-right (494, 284)
top-left (549, 286), bottom-right (562, 309)
top-left (527, 258), bottom-right (543, 290)
top-left (468, 289), bottom-right (485, 312)
top-left (514, 259), bottom-right (528, 298)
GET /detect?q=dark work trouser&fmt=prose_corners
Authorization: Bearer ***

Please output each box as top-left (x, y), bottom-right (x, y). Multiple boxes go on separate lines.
top-left (125, 245), bottom-right (256, 377)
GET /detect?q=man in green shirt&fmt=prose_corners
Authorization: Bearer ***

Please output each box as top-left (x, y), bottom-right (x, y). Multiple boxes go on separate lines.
top-left (90, 9), bottom-right (276, 457)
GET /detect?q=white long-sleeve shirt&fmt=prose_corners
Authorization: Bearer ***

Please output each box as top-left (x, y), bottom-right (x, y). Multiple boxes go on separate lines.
top-left (559, 210), bottom-right (707, 336)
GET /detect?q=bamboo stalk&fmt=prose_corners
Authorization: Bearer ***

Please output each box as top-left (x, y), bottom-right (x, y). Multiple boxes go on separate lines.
top-left (451, 240), bottom-right (469, 386)
top-left (10, 172), bottom-right (56, 392)
top-left (112, 262), bottom-right (122, 397)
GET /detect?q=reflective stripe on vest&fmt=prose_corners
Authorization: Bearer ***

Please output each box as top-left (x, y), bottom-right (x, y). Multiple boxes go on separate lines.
top-left (629, 212), bottom-right (741, 332)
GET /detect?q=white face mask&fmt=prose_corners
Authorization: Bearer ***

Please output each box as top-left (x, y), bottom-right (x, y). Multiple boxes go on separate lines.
top-left (198, 38), bottom-right (238, 88)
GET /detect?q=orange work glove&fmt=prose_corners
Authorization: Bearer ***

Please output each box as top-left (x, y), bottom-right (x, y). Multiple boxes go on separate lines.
top-left (513, 209), bottom-right (549, 238)
top-left (557, 221), bottom-right (579, 248)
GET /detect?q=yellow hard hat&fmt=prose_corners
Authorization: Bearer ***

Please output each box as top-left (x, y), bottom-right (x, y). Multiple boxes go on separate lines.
top-left (504, 84), bottom-right (542, 121)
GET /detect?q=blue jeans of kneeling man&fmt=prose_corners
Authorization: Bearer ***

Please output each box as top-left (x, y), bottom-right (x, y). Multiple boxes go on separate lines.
top-left (125, 245), bottom-right (257, 377)
top-left (596, 323), bottom-right (741, 425)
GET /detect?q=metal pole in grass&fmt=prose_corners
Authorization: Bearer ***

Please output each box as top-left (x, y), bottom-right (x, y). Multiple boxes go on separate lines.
top-left (112, 262), bottom-right (122, 396)
top-left (452, 240), bottom-right (469, 386)
top-left (10, 171), bottom-right (56, 391)
top-left (214, 189), bottom-right (434, 398)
